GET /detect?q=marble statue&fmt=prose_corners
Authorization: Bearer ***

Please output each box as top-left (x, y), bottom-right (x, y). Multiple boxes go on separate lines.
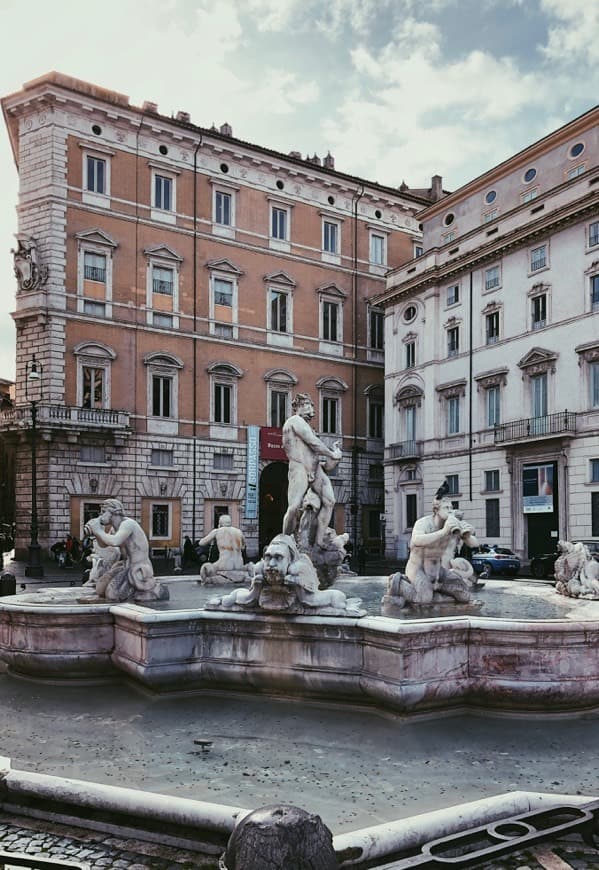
top-left (554, 540), bottom-right (599, 599)
top-left (198, 514), bottom-right (254, 585)
top-left (384, 481), bottom-right (478, 608)
top-left (281, 393), bottom-right (346, 587)
top-left (11, 234), bottom-right (48, 292)
top-left (206, 534), bottom-right (364, 617)
top-left (83, 499), bottom-right (169, 602)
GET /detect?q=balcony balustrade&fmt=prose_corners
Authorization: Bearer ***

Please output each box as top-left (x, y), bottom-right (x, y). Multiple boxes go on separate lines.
top-left (387, 440), bottom-right (423, 460)
top-left (0, 403), bottom-right (130, 432)
top-left (494, 411), bottom-right (576, 444)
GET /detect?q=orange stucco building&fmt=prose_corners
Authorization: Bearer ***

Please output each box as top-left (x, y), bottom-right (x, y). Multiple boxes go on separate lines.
top-left (2, 72), bottom-right (432, 558)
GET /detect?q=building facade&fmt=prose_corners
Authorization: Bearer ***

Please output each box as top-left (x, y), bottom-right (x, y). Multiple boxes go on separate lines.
top-left (375, 106), bottom-right (599, 562)
top-left (2, 72), bottom-right (429, 559)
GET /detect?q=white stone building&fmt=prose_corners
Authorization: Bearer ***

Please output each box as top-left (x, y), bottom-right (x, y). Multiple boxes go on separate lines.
top-left (374, 105), bottom-right (599, 564)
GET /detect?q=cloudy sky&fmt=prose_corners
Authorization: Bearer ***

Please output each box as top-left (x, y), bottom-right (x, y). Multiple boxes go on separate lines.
top-left (0, 0), bottom-right (598, 380)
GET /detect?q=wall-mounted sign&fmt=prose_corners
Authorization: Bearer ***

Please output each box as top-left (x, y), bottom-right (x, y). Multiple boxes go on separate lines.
top-left (260, 426), bottom-right (287, 461)
top-left (245, 426), bottom-right (259, 519)
top-left (523, 463), bottom-right (554, 513)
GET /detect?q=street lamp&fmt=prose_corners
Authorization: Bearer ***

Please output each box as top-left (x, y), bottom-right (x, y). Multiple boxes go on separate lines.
top-left (25, 355), bottom-right (43, 578)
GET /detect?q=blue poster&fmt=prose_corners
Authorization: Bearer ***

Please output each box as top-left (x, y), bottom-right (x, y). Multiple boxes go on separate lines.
top-left (245, 425), bottom-right (259, 519)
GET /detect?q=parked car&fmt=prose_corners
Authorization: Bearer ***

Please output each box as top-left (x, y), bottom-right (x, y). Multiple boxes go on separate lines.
top-left (472, 545), bottom-right (521, 576)
top-left (530, 541), bottom-right (599, 580)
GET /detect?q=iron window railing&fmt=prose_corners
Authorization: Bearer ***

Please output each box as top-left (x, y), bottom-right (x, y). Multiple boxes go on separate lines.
top-left (494, 411), bottom-right (576, 444)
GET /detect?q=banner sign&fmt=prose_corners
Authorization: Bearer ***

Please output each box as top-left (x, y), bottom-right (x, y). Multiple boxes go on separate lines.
top-left (523, 463), bottom-right (554, 514)
top-left (245, 425), bottom-right (259, 519)
top-left (260, 426), bottom-right (287, 461)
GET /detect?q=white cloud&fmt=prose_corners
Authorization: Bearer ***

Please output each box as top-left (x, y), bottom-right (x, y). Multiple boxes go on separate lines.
top-left (540, 0), bottom-right (599, 64)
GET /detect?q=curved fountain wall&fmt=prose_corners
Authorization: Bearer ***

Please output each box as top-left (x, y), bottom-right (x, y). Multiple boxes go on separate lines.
top-left (1, 592), bottom-right (599, 714)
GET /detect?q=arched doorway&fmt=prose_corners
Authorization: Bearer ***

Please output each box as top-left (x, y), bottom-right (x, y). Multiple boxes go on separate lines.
top-left (259, 462), bottom-right (288, 554)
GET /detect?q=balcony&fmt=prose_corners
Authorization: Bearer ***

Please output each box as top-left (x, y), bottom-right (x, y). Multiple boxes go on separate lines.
top-left (494, 411), bottom-right (576, 445)
top-left (387, 440), bottom-right (423, 461)
top-left (0, 403), bottom-right (130, 433)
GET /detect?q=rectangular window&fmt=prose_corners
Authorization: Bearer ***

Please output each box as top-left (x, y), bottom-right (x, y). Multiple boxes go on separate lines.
top-left (591, 362), bottom-right (599, 407)
top-left (152, 504), bottom-right (170, 538)
top-left (214, 383), bottom-right (232, 424)
top-left (406, 493), bottom-right (418, 528)
top-left (270, 289), bottom-right (288, 333)
top-left (486, 498), bottom-right (500, 537)
top-left (483, 209), bottom-right (498, 223)
top-left (531, 294), bottom-right (547, 330)
top-left (447, 284), bottom-right (459, 306)
top-left (215, 190), bottom-right (232, 225)
top-left (568, 164), bottom-right (585, 179)
top-left (447, 326), bottom-right (459, 356)
top-left (448, 396), bottom-right (460, 435)
top-left (323, 221), bottom-right (338, 254)
top-left (591, 275), bottom-right (599, 310)
top-left (485, 311), bottom-right (499, 344)
top-left (369, 463), bottom-right (384, 480)
top-left (589, 222), bottom-right (599, 247)
top-left (271, 207), bottom-right (288, 240)
top-left (153, 312), bottom-right (173, 328)
top-left (531, 372), bottom-right (548, 418)
top-left (485, 266), bottom-right (500, 290)
top-left (214, 278), bottom-right (233, 307)
top-left (530, 244), bottom-right (547, 272)
top-left (151, 448), bottom-right (174, 467)
top-left (80, 445), bottom-right (106, 463)
top-left (370, 309), bottom-right (384, 350)
top-left (414, 245), bottom-right (424, 258)
top-left (446, 474), bottom-right (459, 495)
top-left (152, 266), bottom-right (174, 295)
top-left (322, 397), bottom-right (338, 434)
top-left (214, 452), bottom-right (234, 470)
top-left (83, 252), bottom-right (106, 283)
top-left (154, 175), bottom-right (173, 211)
top-left (82, 366), bottom-right (104, 409)
top-left (152, 375), bottom-right (171, 418)
top-left (322, 300), bottom-right (339, 342)
top-left (83, 300), bottom-right (106, 317)
top-left (591, 459), bottom-right (599, 483)
top-left (405, 405), bottom-right (416, 443)
top-left (521, 187), bottom-right (538, 203)
top-left (487, 385), bottom-right (500, 427)
top-left (368, 401), bottom-right (383, 439)
top-left (485, 469), bottom-right (500, 491)
top-left (270, 390), bottom-right (288, 427)
top-left (370, 233), bottom-right (385, 265)
top-left (405, 341), bottom-right (415, 368)
top-left (593, 493), bottom-right (599, 537)
top-left (86, 155), bottom-right (105, 194)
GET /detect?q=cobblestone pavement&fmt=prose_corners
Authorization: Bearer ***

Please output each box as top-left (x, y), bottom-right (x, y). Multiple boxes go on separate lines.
top-left (0, 816), bottom-right (219, 868)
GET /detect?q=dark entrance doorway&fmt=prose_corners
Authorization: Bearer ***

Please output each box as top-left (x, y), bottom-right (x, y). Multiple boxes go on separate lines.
top-left (524, 461), bottom-right (558, 558)
top-left (259, 461), bottom-right (288, 554)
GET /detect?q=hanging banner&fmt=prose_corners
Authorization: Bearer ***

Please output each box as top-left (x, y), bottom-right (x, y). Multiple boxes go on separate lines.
top-left (260, 426), bottom-right (287, 461)
top-left (522, 463), bottom-right (554, 513)
top-left (245, 425), bottom-right (259, 519)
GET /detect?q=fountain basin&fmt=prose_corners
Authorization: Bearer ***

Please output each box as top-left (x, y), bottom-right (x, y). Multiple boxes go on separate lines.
top-left (2, 584), bottom-right (599, 714)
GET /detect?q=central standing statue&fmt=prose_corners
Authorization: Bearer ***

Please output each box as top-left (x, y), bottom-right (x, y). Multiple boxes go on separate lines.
top-left (282, 393), bottom-right (348, 587)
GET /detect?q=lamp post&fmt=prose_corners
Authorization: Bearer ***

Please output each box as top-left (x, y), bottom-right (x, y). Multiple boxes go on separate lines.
top-left (25, 355), bottom-right (44, 578)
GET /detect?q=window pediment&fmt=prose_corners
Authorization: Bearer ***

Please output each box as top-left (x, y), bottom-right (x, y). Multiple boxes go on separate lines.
top-left (395, 384), bottom-right (423, 408)
top-left (144, 352), bottom-right (183, 369)
top-left (584, 259), bottom-right (599, 276)
top-left (402, 331), bottom-right (417, 344)
top-left (518, 347), bottom-right (557, 375)
top-left (263, 270), bottom-right (296, 288)
top-left (576, 340), bottom-right (599, 364)
top-left (482, 301), bottom-right (501, 315)
top-left (528, 281), bottom-right (550, 298)
top-left (436, 379), bottom-right (466, 400)
top-left (75, 228), bottom-right (118, 248)
top-left (207, 361), bottom-right (244, 378)
top-left (316, 376), bottom-right (348, 392)
top-left (364, 384), bottom-right (383, 398)
top-left (205, 257), bottom-right (244, 276)
top-left (144, 244), bottom-right (183, 262)
top-left (263, 368), bottom-right (298, 385)
top-left (73, 341), bottom-right (116, 360)
top-left (315, 282), bottom-right (347, 299)
top-left (474, 367), bottom-right (508, 390)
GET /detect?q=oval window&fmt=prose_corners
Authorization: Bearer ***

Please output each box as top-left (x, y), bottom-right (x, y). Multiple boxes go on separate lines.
top-left (523, 167), bottom-right (537, 183)
top-left (444, 212), bottom-right (455, 226)
top-left (569, 142), bottom-right (584, 159)
top-left (404, 305), bottom-right (417, 323)
top-left (485, 190), bottom-right (497, 205)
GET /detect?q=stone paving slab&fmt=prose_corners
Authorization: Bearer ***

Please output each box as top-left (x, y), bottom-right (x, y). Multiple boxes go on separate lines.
top-left (0, 815), bottom-right (218, 868)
